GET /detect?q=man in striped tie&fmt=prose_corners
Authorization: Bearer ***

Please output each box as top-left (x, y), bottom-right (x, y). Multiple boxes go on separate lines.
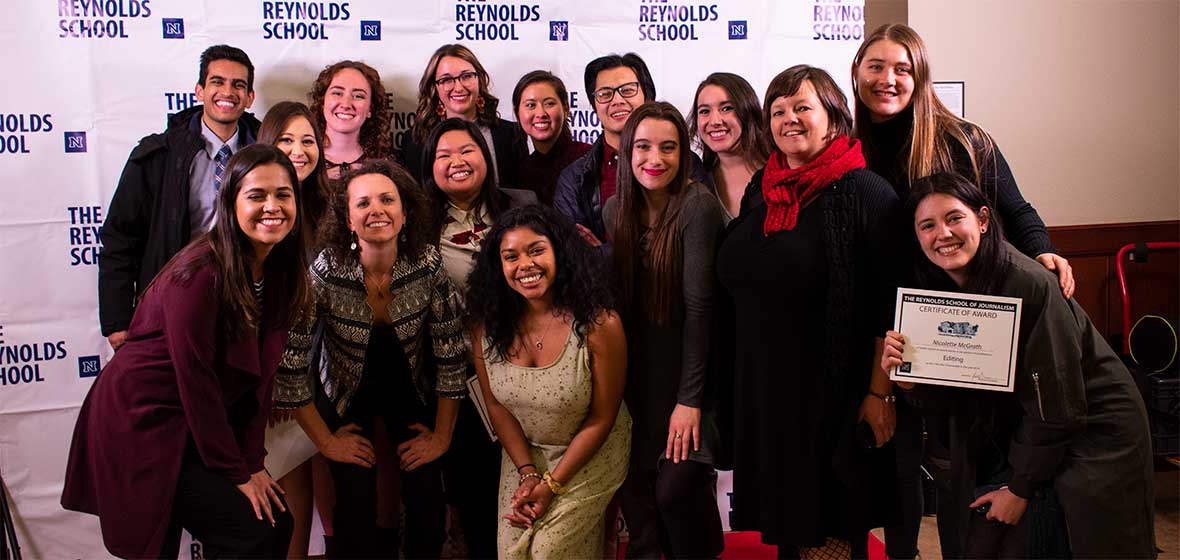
top-left (98, 45), bottom-right (261, 350)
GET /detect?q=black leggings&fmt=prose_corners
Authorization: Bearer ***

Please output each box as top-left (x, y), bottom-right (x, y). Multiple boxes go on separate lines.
top-left (160, 448), bottom-right (294, 559)
top-left (884, 400), bottom-right (924, 559)
top-left (317, 376), bottom-right (446, 558)
top-left (621, 460), bottom-right (724, 559)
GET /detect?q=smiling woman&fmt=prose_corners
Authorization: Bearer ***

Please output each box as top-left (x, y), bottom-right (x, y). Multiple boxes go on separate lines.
top-left (688, 72), bottom-right (770, 220)
top-left (716, 65), bottom-right (903, 557)
top-left (62, 144), bottom-right (309, 559)
top-left (603, 101), bottom-right (726, 559)
top-left (309, 60), bottom-right (395, 179)
top-left (259, 101), bottom-right (330, 257)
top-left (274, 159), bottom-right (468, 558)
top-left (404, 44), bottom-right (527, 190)
top-left (511, 70), bottom-right (592, 206)
top-left (464, 205), bottom-right (630, 559)
top-left (882, 173), bottom-right (1155, 557)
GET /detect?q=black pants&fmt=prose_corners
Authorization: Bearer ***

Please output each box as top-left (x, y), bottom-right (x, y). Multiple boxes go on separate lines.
top-left (884, 400), bottom-right (923, 559)
top-left (443, 395), bottom-right (501, 559)
top-left (621, 460), bottom-right (724, 559)
top-left (318, 379), bottom-right (446, 558)
top-left (160, 450), bottom-right (294, 559)
top-left (963, 510), bottom-right (1028, 559)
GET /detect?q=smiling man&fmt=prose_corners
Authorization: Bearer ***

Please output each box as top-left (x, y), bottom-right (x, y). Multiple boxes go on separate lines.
top-left (554, 52), bottom-right (712, 242)
top-left (99, 45), bottom-right (261, 350)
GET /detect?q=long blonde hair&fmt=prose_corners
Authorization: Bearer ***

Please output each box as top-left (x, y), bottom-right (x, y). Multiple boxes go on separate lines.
top-left (852, 23), bottom-right (994, 190)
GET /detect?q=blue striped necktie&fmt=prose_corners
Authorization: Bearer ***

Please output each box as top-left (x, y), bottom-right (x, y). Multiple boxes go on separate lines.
top-left (213, 145), bottom-right (232, 191)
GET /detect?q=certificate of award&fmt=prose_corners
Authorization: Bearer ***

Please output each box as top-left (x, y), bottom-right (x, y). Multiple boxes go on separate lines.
top-left (890, 288), bottom-right (1022, 392)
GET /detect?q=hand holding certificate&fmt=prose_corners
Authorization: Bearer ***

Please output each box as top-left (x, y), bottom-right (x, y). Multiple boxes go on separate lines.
top-left (887, 288), bottom-right (1022, 392)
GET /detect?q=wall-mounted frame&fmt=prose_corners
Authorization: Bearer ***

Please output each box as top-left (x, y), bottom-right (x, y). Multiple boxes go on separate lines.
top-left (934, 81), bottom-right (965, 118)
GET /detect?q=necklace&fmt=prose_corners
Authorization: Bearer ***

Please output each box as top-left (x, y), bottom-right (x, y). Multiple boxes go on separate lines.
top-left (363, 270), bottom-right (391, 299)
top-left (529, 312), bottom-right (558, 350)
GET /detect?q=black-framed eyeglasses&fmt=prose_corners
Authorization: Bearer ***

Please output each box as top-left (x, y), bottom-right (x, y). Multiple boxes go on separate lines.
top-left (593, 82), bottom-right (641, 104)
top-left (435, 71), bottom-right (479, 89)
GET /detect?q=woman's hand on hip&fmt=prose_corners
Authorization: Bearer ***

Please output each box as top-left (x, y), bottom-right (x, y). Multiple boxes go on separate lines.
top-left (970, 486), bottom-right (1028, 525)
top-left (397, 423), bottom-right (450, 471)
top-left (320, 423), bottom-right (375, 467)
top-left (237, 470), bottom-right (286, 526)
top-left (665, 404), bottom-right (701, 463)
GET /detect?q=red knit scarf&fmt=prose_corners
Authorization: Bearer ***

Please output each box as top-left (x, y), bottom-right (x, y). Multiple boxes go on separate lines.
top-left (761, 136), bottom-right (865, 235)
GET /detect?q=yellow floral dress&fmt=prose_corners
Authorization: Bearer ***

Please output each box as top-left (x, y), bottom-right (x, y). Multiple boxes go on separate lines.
top-left (487, 329), bottom-right (631, 559)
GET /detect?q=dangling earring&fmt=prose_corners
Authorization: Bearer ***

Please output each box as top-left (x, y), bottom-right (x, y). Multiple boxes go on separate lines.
top-left (399, 231), bottom-right (407, 243)
top-left (476, 96), bottom-right (486, 112)
top-left (350, 231), bottom-right (358, 251)
top-left (436, 100), bottom-right (446, 117)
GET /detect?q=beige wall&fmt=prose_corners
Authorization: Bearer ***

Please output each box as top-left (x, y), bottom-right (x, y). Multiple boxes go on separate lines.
top-left (908, 0), bottom-right (1179, 226)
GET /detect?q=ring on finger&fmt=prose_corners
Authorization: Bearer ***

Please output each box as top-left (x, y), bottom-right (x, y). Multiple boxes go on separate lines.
top-left (674, 433), bottom-right (682, 439)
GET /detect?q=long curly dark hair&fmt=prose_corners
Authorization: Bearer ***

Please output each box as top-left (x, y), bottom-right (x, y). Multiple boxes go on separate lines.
top-left (309, 60), bottom-right (395, 158)
top-left (318, 159), bottom-right (432, 262)
top-left (465, 205), bottom-right (615, 362)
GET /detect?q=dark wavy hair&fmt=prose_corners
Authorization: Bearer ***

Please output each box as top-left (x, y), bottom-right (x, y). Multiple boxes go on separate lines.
top-left (613, 101), bottom-right (694, 325)
top-left (688, 72), bottom-right (770, 170)
top-left (907, 172), bottom-right (1008, 295)
top-left (198, 44), bottom-right (254, 91)
top-left (763, 65), bottom-right (853, 143)
top-left (151, 144), bottom-right (309, 338)
top-left (413, 44), bottom-right (501, 144)
top-left (420, 118), bottom-right (509, 239)
top-left (465, 204), bottom-right (615, 362)
top-left (309, 61), bottom-right (394, 159)
top-left (318, 159), bottom-right (431, 261)
top-left (258, 101), bottom-right (331, 251)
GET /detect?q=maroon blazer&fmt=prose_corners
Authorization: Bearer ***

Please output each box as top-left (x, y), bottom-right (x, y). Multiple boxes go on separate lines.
top-left (62, 261), bottom-right (288, 558)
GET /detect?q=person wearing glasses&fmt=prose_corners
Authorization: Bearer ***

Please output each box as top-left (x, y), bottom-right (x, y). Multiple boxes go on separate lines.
top-left (309, 60), bottom-right (396, 181)
top-left (403, 44), bottom-right (527, 191)
top-left (554, 53), bottom-right (712, 245)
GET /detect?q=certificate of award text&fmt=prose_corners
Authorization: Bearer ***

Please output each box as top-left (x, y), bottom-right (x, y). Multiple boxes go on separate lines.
top-left (890, 288), bottom-right (1022, 392)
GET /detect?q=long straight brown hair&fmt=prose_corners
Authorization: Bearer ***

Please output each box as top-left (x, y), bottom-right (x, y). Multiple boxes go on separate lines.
top-left (149, 144), bottom-right (310, 339)
top-left (852, 23), bottom-right (995, 190)
top-left (258, 101), bottom-right (331, 251)
top-left (612, 102), bottom-right (694, 325)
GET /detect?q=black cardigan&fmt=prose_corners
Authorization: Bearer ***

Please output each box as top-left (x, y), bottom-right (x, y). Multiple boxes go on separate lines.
top-left (862, 110), bottom-right (1056, 258)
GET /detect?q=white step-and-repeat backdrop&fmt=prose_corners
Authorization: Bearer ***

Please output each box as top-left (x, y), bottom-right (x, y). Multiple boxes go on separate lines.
top-left (0, 0), bottom-right (864, 557)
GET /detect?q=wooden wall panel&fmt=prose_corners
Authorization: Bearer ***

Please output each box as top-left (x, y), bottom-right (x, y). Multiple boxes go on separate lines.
top-left (1048, 221), bottom-right (1179, 347)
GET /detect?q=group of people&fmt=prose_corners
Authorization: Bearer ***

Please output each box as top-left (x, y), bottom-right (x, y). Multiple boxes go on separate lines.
top-left (60, 22), bottom-right (1157, 560)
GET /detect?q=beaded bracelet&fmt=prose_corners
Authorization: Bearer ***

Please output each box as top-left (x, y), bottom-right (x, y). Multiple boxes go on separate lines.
top-left (519, 471), bottom-right (542, 484)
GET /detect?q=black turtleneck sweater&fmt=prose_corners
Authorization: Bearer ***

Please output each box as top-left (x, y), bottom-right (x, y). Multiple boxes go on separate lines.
top-left (862, 109), bottom-right (1056, 258)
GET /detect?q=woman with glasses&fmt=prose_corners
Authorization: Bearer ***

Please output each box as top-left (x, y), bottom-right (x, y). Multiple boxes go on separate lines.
top-left (309, 61), bottom-right (396, 180)
top-left (403, 44), bottom-right (527, 191)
